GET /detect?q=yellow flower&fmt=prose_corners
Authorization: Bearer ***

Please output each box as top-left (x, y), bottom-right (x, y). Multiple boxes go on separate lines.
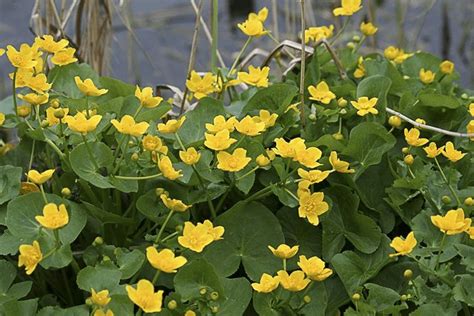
top-left (35, 203), bottom-right (69, 230)
top-left (333, 0), bottom-right (362, 16)
top-left (431, 208), bottom-right (471, 235)
top-left (235, 115), bottom-right (266, 136)
top-left (388, 115), bottom-right (402, 128)
top-left (51, 48), bottom-right (78, 66)
top-left (297, 180), bottom-right (311, 198)
top-left (200, 220), bottom-right (225, 241)
top-left (297, 255), bottom-right (333, 281)
top-left (441, 141), bottom-right (466, 162)
top-left (179, 147), bottom-right (201, 165)
top-left (184, 311), bottom-right (196, 316)
top-left (257, 110), bottom-right (278, 128)
top-left (295, 147), bottom-right (323, 169)
top-left (74, 76), bottom-right (108, 97)
top-left (34, 35), bottom-right (69, 53)
top-left (256, 154), bottom-right (271, 167)
top-left (251, 274), bottom-right (280, 293)
top-left (10, 68), bottom-right (33, 88)
top-left (272, 137), bottom-right (306, 159)
top-left (65, 112), bottom-right (102, 134)
top-left (205, 115), bottom-right (237, 133)
top-left (351, 97), bottom-right (378, 116)
top-left (142, 135), bottom-right (168, 154)
top-left (276, 270), bottom-right (310, 292)
top-left (298, 192), bottom-right (329, 226)
top-left (297, 168), bottom-right (330, 184)
top-left (308, 81), bottom-right (336, 105)
top-left (237, 66), bottom-right (270, 87)
top-left (419, 68), bottom-right (435, 84)
top-left (384, 46), bottom-right (401, 60)
top-left (353, 57), bottom-right (365, 79)
top-left (126, 279), bottom-right (164, 313)
top-left (268, 244), bottom-right (299, 259)
top-left (329, 151), bottom-right (354, 173)
top-left (389, 232), bottom-right (417, 257)
top-left (423, 142), bottom-right (444, 158)
top-left (186, 71), bottom-right (218, 99)
top-left (439, 60), bottom-right (454, 75)
top-left (24, 73), bottom-right (51, 94)
top-left (468, 103), bottom-right (474, 117)
top-left (204, 129), bottom-right (237, 151)
top-left (46, 107), bottom-right (69, 126)
top-left (90, 288), bottom-right (111, 306)
top-left (160, 194), bottom-right (191, 212)
top-left (467, 227), bottom-right (474, 240)
top-left (237, 9), bottom-right (268, 37)
top-left (135, 86), bottom-right (163, 108)
top-left (157, 116), bottom-right (186, 134)
top-left (468, 120), bottom-right (474, 141)
top-left (27, 169), bottom-right (55, 184)
top-left (18, 240), bottom-right (42, 275)
top-left (304, 25), bottom-right (334, 43)
top-left (146, 247), bottom-right (187, 273)
top-left (178, 221), bottom-right (214, 252)
top-left (216, 148), bottom-right (251, 172)
top-left (17, 105), bottom-right (31, 118)
top-left (404, 128), bottom-right (428, 147)
top-left (0, 48), bottom-right (4, 56)
top-left (111, 115), bottom-right (149, 137)
top-left (157, 156), bottom-right (182, 180)
top-left (94, 309), bottom-right (114, 316)
top-left (394, 52), bottom-right (413, 64)
top-left (6, 44), bottom-right (39, 69)
top-left (360, 22), bottom-right (378, 36)
top-left (0, 113), bottom-right (4, 126)
top-left (18, 92), bottom-right (49, 105)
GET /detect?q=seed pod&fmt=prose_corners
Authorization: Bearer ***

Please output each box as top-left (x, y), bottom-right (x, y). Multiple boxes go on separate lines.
top-left (403, 269), bottom-right (413, 279)
top-left (388, 115), bottom-right (402, 128)
top-left (54, 108), bottom-right (66, 119)
top-left (352, 293), bottom-right (361, 301)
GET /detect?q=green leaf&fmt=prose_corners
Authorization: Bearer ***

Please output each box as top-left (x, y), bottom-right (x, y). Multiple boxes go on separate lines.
top-left (365, 283), bottom-right (401, 312)
top-left (136, 189), bottom-right (188, 225)
top-left (242, 83), bottom-right (298, 114)
top-left (0, 260), bottom-right (16, 294)
top-left (356, 75), bottom-right (392, 120)
top-left (49, 63), bottom-right (99, 98)
top-left (0, 165), bottom-right (22, 204)
top-left (343, 122), bottom-right (396, 179)
top-left (455, 244), bottom-right (474, 272)
top-left (218, 277), bottom-right (252, 315)
top-left (1, 298), bottom-right (38, 316)
top-left (7, 281), bottom-right (32, 301)
top-left (76, 265), bottom-right (122, 292)
top-left (174, 259), bottom-right (224, 302)
top-left (81, 201), bottom-right (134, 225)
top-left (418, 93), bottom-right (461, 109)
top-left (203, 201), bottom-right (285, 280)
top-left (0, 230), bottom-right (23, 255)
top-left (97, 76), bottom-right (135, 102)
top-left (136, 103), bottom-right (172, 122)
top-left (37, 305), bottom-right (89, 316)
top-left (116, 249), bottom-right (145, 279)
top-left (401, 52), bottom-right (441, 78)
top-left (453, 274), bottom-right (474, 306)
top-left (364, 59), bottom-right (408, 97)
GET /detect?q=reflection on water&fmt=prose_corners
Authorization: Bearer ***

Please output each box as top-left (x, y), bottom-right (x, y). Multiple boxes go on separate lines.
top-left (0, 0), bottom-right (472, 99)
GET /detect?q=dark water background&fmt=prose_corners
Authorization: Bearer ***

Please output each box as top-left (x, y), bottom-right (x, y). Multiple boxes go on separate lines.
top-left (0, 0), bottom-right (473, 99)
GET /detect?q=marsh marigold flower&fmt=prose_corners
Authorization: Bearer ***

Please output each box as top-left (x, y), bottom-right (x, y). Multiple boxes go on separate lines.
top-left (235, 115), bottom-right (266, 136)
top-left (160, 194), bottom-right (191, 212)
top-left (126, 279), bottom-right (164, 313)
top-left (469, 103), bottom-right (474, 117)
top-left (6, 44), bottom-right (39, 69)
top-left (18, 240), bottom-right (42, 275)
top-left (276, 270), bottom-right (310, 292)
top-left (157, 116), bottom-right (186, 134)
top-left (0, 113), bottom-right (4, 126)
top-left (18, 92), bottom-right (49, 105)
top-left (304, 25), bottom-right (334, 43)
top-left (17, 105), bottom-right (31, 118)
top-left (111, 115), bottom-right (149, 137)
top-left (419, 69), bottom-right (435, 84)
top-left (441, 141), bottom-right (466, 162)
top-left (298, 192), bottom-right (329, 226)
top-left (186, 71), bottom-right (218, 99)
top-left (90, 289), bottom-right (111, 306)
top-left (179, 147), bottom-right (201, 165)
top-left (333, 0), bottom-right (362, 16)
top-left (135, 86), bottom-right (163, 108)
top-left (329, 151), bottom-right (354, 173)
top-left (204, 129), bottom-right (237, 151)
top-left (201, 220), bottom-right (224, 241)
top-left (157, 156), bottom-right (182, 180)
top-left (308, 81), bottom-right (336, 105)
top-left (46, 107), bottom-right (69, 126)
top-left (237, 66), bottom-right (270, 87)
top-left (35, 203), bottom-right (69, 230)
top-left (205, 115), bottom-right (237, 133)
top-left (24, 73), bottom-right (51, 94)
top-left (51, 48), bottom-right (78, 66)
top-left (178, 222), bottom-right (215, 253)
top-left (404, 128), bottom-right (428, 147)
top-left (295, 147), bottom-right (323, 169)
top-left (142, 135), bottom-right (168, 154)
top-left (384, 46), bottom-right (401, 60)
top-left (27, 169), bottom-right (55, 184)
top-left (74, 76), bottom-right (108, 96)
top-left (146, 247), bottom-right (187, 273)
top-left (353, 57), bottom-right (366, 79)
top-left (360, 22), bottom-right (378, 36)
top-left (65, 112), bottom-right (102, 134)
top-left (351, 97), bottom-right (378, 116)
top-left (216, 148), bottom-right (251, 172)
top-left (34, 35), bottom-right (69, 53)
top-left (423, 142), bottom-right (444, 158)
top-left (251, 274), bottom-right (280, 293)
top-left (94, 310), bottom-right (113, 316)
top-left (268, 244), bottom-right (299, 259)
top-left (256, 154), bottom-right (271, 167)
top-left (431, 208), bottom-right (471, 235)
top-left (389, 232), bottom-right (417, 257)
top-left (439, 60), bottom-right (455, 75)
top-left (237, 8), bottom-right (268, 37)
top-left (298, 168), bottom-right (330, 184)
top-left (298, 255), bottom-right (333, 281)
top-left (257, 110), bottom-right (278, 128)
top-left (272, 137), bottom-right (306, 159)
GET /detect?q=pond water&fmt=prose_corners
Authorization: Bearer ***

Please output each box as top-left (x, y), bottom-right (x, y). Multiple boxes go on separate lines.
top-left (0, 0), bottom-right (472, 99)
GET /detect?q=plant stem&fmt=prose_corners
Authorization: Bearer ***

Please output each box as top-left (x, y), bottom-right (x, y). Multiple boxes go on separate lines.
top-left (298, 0), bottom-right (307, 129)
top-left (28, 140), bottom-right (36, 172)
top-left (228, 37), bottom-right (252, 76)
top-left (154, 210), bottom-right (174, 244)
top-left (114, 173), bottom-right (162, 181)
top-left (434, 157), bottom-right (461, 206)
top-left (81, 134), bottom-right (100, 170)
top-left (210, 0), bottom-right (218, 71)
top-left (152, 269), bottom-right (161, 285)
top-left (12, 69), bottom-right (18, 114)
top-left (434, 232), bottom-right (447, 270)
top-left (133, 104), bottom-right (143, 118)
top-left (284, 188), bottom-right (299, 202)
top-left (236, 167), bottom-right (259, 181)
top-left (112, 135), bottom-right (130, 174)
top-left (39, 185), bottom-right (48, 203)
top-left (283, 258), bottom-right (287, 271)
top-left (331, 17), bottom-right (351, 44)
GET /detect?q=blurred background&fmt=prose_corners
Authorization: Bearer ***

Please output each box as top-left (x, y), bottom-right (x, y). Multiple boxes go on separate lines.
top-left (0, 0), bottom-right (473, 99)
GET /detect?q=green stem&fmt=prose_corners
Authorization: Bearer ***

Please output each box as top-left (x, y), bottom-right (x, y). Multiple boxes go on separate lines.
top-left (12, 69), bottom-right (18, 114)
top-left (434, 157), bottom-right (461, 207)
top-left (284, 188), bottom-right (299, 201)
top-left (210, 0), bottom-right (218, 71)
top-left (112, 135), bottom-right (130, 174)
top-left (154, 210), bottom-right (174, 244)
top-left (53, 229), bottom-right (60, 248)
top-left (434, 232), bottom-right (447, 270)
top-left (192, 165), bottom-right (216, 219)
top-left (331, 17), bottom-right (351, 44)
top-left (152, 270), bottom-right (161, 285)
top-left (160, 231), bottom-right (178, 243)
top-left (228, 37), bottom-right (252, 76)
top-left (28, 140), bottom-right (36, 172)
top-left (81, 134), bottom-right (100, 170)
top-left (283, 258), bottom-right (287, 271)
top-left (236, 166), bottom-right (259, 181)
top-left (114, 173), bottom-right (162, 181)
top-left (133, 104), bottom-right (143, 118)
top-left (39, 185), bottom-right (48, 204)
top-left (215, 181), bottom-right (235, 214)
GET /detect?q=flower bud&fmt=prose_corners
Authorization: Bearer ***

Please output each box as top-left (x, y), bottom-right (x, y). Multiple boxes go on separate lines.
top-left (128, 140), bottom-right (134, 147)
top-left (346, 42), bottom-right (355, 49)
top-left (308, 113), bottom-right (316, 121)
top-left (332, 132), bottom-right (344, 140)
top-left (404, 154), bottom-right (414, 165)
top-left (155, 188), bottom-right (167, 197)
top-left (256, 154), bottom-right (271, 167)
top-left (339, 109), bottom-right (347, 115)
top-left (211, 306), bottom-right (219, 313)
top-left (102, 255), bottom-right (111, 262)
top-left (85, 298), bottom-right (93, 306)
top-left (464, 197), bottom-right (474, 206)
top-left (441, 195), bottom-right (451, 204)
top-left (61, 187), bottom-right (72, 198)
top-left (210, 291), bottom-right (219, 301)
top-left (54, 108), bottom-right (65, 119)
top-left (131, 152), bottom-right (139, 161)
top-left (303, 295), bottom-right (311, 303)
top-left (50, 98), bottom-right (60, 108)
top-left (41, 120), bottom-right (50, 128)
top-left (352, 35), bottom-right (361, 42)
top-left (403, 269), bottom-right (413, 279)
top-left (461, 93), bottom-right (469, 100)
top-left (415, 118), bottom-right (426, 125)
top-left (400, 294), bottom-right (408, 301)
top-left (199, 287), bottom-right (207, 295)
top-left (167, 300), bottom-right (178, 310)
top-left (17, 105), bottom-right (31, 117)
top-left (402, 147), bottom-right (409, 154)
top-left (337, 97), bottom-right (348, 107)
top-left (403, 75), bottom-right (410, 80)
top-left (93, 236), bottom-right (104, 246)
top-left (388, 115), bottom-right (402, 128)
top-left (352, 293), bottom-right (361, 301)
